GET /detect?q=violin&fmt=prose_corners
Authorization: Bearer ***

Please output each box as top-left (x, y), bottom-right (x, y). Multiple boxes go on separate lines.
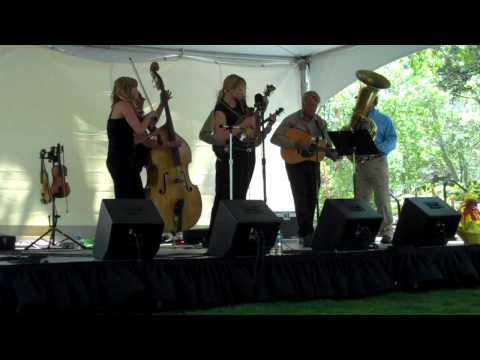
top-left (49, 144), bottom-right (71, 198)
top-left (50, 164), bottom-right (70, 198)
top-left (40, 151), bottom-right (52, 204)
top-left (235, 98), bottom-right (255, 131)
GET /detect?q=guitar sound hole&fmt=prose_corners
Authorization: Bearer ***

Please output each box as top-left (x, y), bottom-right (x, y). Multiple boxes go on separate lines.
top-left (300, 150), bottom-right (313, 157)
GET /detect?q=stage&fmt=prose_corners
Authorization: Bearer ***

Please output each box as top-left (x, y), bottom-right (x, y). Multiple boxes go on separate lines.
top-left (0, 237), bottom-right (479, 314)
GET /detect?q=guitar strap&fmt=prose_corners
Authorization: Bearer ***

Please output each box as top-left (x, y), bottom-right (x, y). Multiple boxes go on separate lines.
top-left (314, 117), bottom-right (326, 140)
top-left (219, 98), bottom-right (244, 121)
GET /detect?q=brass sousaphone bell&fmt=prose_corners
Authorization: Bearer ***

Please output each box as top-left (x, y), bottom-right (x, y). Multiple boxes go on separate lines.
top-left (348, 69), bottom-right (391, 139)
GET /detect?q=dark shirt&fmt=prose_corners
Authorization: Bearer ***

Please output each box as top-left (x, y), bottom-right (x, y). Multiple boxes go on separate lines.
top-left (107, 117), bottom-right (135, 156)
top-left (106, 117), bottom-right (137, 171)
top-left (212, 99), bottom-right (251, 157)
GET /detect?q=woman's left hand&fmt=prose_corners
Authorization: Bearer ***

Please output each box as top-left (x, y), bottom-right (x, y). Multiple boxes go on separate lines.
top-left (160, 90), bottom-right (173, 105)
top-left (143, 111), bottom-right (158, 125)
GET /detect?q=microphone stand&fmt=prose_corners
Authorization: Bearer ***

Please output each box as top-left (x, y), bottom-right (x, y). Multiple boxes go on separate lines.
top-left (346, 127), bottom-right (357, 196)
top-left (314, 137), bottom-right (321, 226)
top-left (256, 103), bottom-right (268, 204)
top-left (220, 124), bottom-right (241, 200)
top-left (442, 177), bottom-right (468, 202)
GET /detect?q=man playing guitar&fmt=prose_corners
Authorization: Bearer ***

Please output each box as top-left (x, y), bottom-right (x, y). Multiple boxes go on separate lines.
top-left (271, 91), bottom-right (339, 248)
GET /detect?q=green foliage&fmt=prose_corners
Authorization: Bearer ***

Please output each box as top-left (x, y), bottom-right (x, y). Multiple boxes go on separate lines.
top-left (435, 45), bottom-right (480, 103)
top-left (318, 46), bottom-right (480, 211)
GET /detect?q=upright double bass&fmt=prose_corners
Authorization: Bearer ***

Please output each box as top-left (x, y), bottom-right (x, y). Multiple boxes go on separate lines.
top-left (146, 62), bottom-right (202, 233)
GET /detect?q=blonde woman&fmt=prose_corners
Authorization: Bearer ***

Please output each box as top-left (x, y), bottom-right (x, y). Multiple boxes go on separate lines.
top-left (206, 74), bottom-right (256, 244)
top-left (107, 76), bottom-right (163, 198)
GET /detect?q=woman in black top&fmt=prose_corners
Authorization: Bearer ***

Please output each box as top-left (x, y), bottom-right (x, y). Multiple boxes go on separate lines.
top-left (207, 74), bottom-right (256, 241)
top-left (107, 76), bottom-right (170, 199)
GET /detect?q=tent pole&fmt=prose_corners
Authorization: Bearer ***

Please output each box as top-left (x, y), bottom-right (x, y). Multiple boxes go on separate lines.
top-left (298, 56), bottom-right (311, 97)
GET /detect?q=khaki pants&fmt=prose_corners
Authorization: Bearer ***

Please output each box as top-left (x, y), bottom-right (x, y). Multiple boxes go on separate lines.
top-left (354, 156), bottom-right (393, 238)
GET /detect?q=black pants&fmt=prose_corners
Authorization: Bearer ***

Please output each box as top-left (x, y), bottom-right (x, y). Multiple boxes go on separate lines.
top-left (207, 148), bottom-right (256, 243)
top-left (107, 154), bottom-right (144, 199)
top-left (285, 161), bottom-right (320, 238)
top-left (135, 144), bottom-right (149, 174)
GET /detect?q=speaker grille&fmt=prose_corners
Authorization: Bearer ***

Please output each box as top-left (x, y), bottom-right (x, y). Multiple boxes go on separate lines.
top-left (313, 199), bottom-right (382, 251)
top-left (208, 200), bottom-right (281, 257)
top-left (393, 197), bottom-right (460, 247)
top-left (93, 199), bottom-right (164, 260)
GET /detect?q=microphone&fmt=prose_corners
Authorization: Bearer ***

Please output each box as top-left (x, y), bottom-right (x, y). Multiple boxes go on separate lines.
top-left (254, 93), bottom-right (264, 109)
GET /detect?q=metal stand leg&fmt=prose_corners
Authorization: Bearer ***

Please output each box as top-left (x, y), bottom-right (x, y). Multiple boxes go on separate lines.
top-left (25, 197), bottom-right (86, 250)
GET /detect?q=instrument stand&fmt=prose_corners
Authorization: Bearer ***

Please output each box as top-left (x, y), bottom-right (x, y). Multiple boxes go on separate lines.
top-left (25, 196), bottom-right (86, 250)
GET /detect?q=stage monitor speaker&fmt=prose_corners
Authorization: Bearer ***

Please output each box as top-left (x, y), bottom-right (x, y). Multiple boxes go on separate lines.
top-left (208, 200), bottom-right (281, 257)
top-left (275, 211), bottom-right (299, 239)
top-left (392, 197), bottom-right (461, 247)
top-left (183, 227), bottom-right (209, 245)
top-left (94, 199), bottom-right (164, 260)
top-left (312, 199), bottom-right (383, 252)
top-left (0, 234), bottom-right (16, 251)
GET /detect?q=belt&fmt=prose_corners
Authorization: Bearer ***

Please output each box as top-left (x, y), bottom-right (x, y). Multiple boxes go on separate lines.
top-left (213, 145), bottom-right (253, 157)
top-left (357, 154), bottom-right (384, 164)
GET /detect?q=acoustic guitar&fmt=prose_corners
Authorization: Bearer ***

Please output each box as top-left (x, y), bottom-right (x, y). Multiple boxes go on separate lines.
top-left (281, 128), bottom-right (329, 164)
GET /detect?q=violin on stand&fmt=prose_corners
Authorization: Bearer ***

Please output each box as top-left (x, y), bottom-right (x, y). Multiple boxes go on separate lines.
top-left (26, 144), bottom-right (85, 250)
top-left (40, 150), bottom-right (52, 204)
top-left (50, 149), bottom-right (71, 199)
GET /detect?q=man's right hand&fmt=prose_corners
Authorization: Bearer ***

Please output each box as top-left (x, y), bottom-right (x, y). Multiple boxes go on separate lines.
top-left (295, 139), bottom-right (312, 151)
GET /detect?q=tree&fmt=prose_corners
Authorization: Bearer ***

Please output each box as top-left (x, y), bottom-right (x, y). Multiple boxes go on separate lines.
top-left (415, 45), bottom-right (480, 104)
top-left (318, 47), bottom-right (480, 213)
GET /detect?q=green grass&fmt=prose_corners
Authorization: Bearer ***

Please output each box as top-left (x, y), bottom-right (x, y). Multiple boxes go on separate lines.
top-left (171, 287), bottom-right (480, 315)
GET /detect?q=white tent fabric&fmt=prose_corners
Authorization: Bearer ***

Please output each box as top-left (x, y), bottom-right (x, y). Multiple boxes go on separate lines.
top-left (49, 45), bottom-right (347, 64)
top-left (309, 45), bottom-right (432, 104)
top-left (0, 44), bottom-right (433, 236)
top-left (0, 45), bottom-right (301, 235)
top-left (51, 45), bottom-right (433, 101)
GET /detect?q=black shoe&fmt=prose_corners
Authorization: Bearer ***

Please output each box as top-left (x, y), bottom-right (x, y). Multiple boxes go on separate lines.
top-left (381, 235), bottom-right (392, 244)
top-left (302, 233), bottom-right (313, 248)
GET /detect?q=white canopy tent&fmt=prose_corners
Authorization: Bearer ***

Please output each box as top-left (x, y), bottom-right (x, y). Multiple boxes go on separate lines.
top-left (0, 45), bottom-right (432, 236)
top-left (50, 45), bottom-right (432, 100)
